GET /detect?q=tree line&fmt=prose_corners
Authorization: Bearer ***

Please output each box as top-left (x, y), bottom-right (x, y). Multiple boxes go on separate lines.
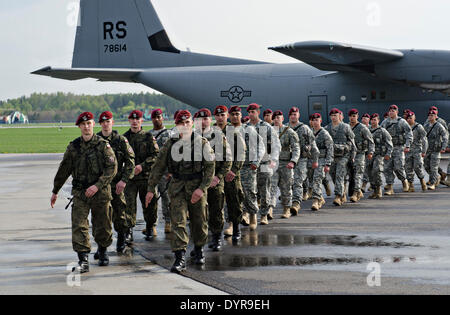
top-left (0, 92), bottom-right (195, 122)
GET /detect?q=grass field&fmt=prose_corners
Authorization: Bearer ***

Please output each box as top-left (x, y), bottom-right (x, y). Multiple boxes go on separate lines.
top-left (0, 124), bottom-right (174, 153)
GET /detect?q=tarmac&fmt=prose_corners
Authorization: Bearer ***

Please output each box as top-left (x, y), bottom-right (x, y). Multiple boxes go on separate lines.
top-left (0, 153), bottom-right (449, 295)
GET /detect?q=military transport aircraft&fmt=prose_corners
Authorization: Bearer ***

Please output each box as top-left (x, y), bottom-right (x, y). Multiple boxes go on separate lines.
top-left (33, 0), bottom-right (450, 123)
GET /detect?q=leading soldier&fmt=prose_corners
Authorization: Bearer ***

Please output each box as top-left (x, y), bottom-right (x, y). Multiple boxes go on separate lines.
top-left (145, 110), bottom-right (215, 273)
top-left (50, 112), bottom-right (117, 273)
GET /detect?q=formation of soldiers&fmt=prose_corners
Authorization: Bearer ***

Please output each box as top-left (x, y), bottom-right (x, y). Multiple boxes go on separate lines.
top-left (50, 103), bottom-right (450, 274)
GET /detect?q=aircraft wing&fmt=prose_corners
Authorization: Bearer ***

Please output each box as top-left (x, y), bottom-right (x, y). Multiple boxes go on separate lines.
top-left (269, 41), bottom-right (404, 73)
top-left (31, 67), bottom-right (142, 82)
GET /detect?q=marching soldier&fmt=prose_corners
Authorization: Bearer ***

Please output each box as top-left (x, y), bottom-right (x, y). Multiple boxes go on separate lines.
top-left (149, 109), bottom-right (172, 234)
top-left (269, 110), bottom-right (300, 219)
top-left (380, 105), bottom-right (413, 195)
top-left (348, 109), bottom-right (374, 202)
top-left (326, 108), bottom-right (356, 206)
top-left (194, 108), bottom-right (232, 251)
top-left (97, 111), bottom-right (135, 253)
top-left (123, 110), bottom-right (159, 242)
top-left (263, 109), bottom-right (273, 125)
top-left (145, 110), bottom-right (215, 273)
top-left (288, 107), bottom-right (319, 214)
top-left (424, 110), bottom-right (448, 190)
top-left (310, 113), bottom-right (334, 210)
top-left (368, 113), bottom-right (393, 199)
top-left (50, 112), bottom-right (117, 273)
top-left (404, 111), bottom-right (428, 191)
top-left (360, 113), bottom-right (371, 192)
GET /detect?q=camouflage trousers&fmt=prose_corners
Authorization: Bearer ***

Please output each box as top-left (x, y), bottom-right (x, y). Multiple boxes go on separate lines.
top-left (311, 159), bottom-right (327, 200)
top-left (240, 165), bottom-right (259, 215)
top-left (363, 156), bottom-right (370, 185)
top-left (292, 158), bottom-right (308, 203)
top-left (257, 163), bottom-right (273, 216)
top-left (330, 156), bottom-right (350, 196)
top-left (270, 161), bottom-right (294, 207)
top-left (125, 179), bottom-right (158, 228)
top-left (157, 175), bottom-right (171, 223)
top-left (224, 172), bottom-right (244, 224)
top-left (405, 150), bottom-right (425, 182)
top-left (110, 181), bottom-right (130, 234)
top-left (71, 191), bottom-right (113, 253)
top-left (424, 151), bottom-right (441, 184)
top-left (384, 146), bottom-right (407, 184)
top-left (168, 178), bottom-right (208, 251)
top-left (367, 155), bottom-right (384, 188)
top-left (352, 153), bottom-right (367, 191)
top-left (208, 181), bottom-right (225, 235)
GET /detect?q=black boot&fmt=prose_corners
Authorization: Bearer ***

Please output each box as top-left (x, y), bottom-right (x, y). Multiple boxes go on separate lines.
top-left (232, 222), bottom-right (241, 242)
top-left (171, 250), bottom-right (186, 274)
top-left (144, 225), bottom-right (156, 241)
top-left (193, 246), bottom-right (205, 265)
top-left (211, 233), bottom-right (222, 252)
top-left (116, 232), bottom-right (126, 253)
top-left (93, 249), bottom-right (99, 260)
top-left (74, 252), bottom-right (89, 273)
top-left (125, 228), bottom-right (133, 244)
top-left (98, 246), bottom-right (109, 266)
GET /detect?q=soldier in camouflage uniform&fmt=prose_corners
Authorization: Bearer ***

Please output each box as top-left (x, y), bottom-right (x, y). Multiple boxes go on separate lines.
top-left (263, 109), bottom-right (273, 125)
top-left (146, 110), bottom-right (215, 273)
top-left (404, 111), bottom-right (428, 192)
top-left (424, 110), bottom-right (449, 190)
top-left (326, 108), bottom-right (356, 206)
top-left (50, 112), bottom-right (117, 273)
top-left (194, 108), bottom-right (232, 251)
top-left (149, 109), bottom-right (172, 234)
top-left (348, 109), bottom-right (375, 203)
top-left (368, 113), bottom-right (393, 199)
top-left (215, 106), bottom-right (246, 242)
top-left (97, 111), bottom-right (135, 253)
top-left (360, 113), bottom-right (372, 192)
top-left (269, 110), bottom-right (300, 219)
top-left (445, 121), bottom-right (450, 186)
top-left (288, 107), bottom-right (319, 214)
top-left (380, 105), bottom-right (413, 195)
top-left (310, 113), bottom-right (333, 210)
top-left (123, 110), bottom-right (159, 242)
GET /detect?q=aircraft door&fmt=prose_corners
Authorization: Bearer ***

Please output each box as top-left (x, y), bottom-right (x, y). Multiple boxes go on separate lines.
top-left (308, 95), bottom-right (328, 124)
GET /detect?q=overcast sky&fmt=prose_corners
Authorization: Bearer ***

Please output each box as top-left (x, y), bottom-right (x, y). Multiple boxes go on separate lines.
top-left (1, 0), bottom-right (450, 102)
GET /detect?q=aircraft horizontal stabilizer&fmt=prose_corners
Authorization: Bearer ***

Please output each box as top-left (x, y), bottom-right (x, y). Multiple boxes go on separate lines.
top-left (31, 67), bottom-right (142, 82)
top-left (269, 41), bottom-right (404, 73)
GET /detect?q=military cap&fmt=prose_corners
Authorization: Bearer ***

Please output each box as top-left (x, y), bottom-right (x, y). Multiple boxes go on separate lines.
top-left (309, 114), bottom-right (314, 121)
top-left (173, 110), bottom-right (181, 120)
top-left (311, 113), bottom-right (321, 120)
top-left (289, 107), bottom-right (299, 116)
top-left (98, 111), bottom-right (113, 123)
top-left (389, 104), bottom-right (398, 111)
top-left (151, 108), bottom-right (163, 118)
top-left (428, 110), bottom-right (437, 116)
top-left (242, 116), bottom-right (250, 123)
top-left (403, 108), bottom-right (412, 114)
top-left (175, 110), bottom-right (192, 124)
top-left (406, 111), bottom-right (415, 118)
top-left (329, 108), bottom-right (340, 115)
top-left (429, 106), bottom-right (438, 111)
top-left (194, 108), bottom-right (211, 118)
top-left (76, 112), bottom-right (94, 125)
top-left (128, 110), bottom-right (143, 119)
top-left (214, 105), bottom-right (228, 115)
top-left (247, 103), bottom-right (260, 112)
top-left (348, 108), bottom-right (358, 116)
top-left (263, 109), bottom-right (273, 116)
top-left (229, 106), bottom-right (241, 113)
top-left (371, 113), bottom-right (380, 119)
top-left (272, 110), bottom-right (283, 119)
top-left (362, 113), bottom-right (370, 119)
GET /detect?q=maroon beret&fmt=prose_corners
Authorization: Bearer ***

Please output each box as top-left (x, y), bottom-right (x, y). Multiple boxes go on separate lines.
top-left (98, 111), bottom-right (113, 123)
top-left (263, 109), bottom-right (273, 116)
top-left (389, 104), bottom-right (398, 111)
top-left (242, 116), bottom-right (250, 123)
top-left (403, 108), bottom-right (412, 114)
top-left (383, 112), bottom-right (389, 118)
top-left (151, 109), bottom-right (163, 119)
top-left (173, 110), bottom-right (181, 120)
top-left (329, 108), bottom-right (340, 115)
top-left (214, 105), bottom-right (228, 115)
top-left (362, 113), bottom-right (370, 119)
top-left (428, 110), bottom-right (437, 116)
top-left (272, 110), bottom-right (283, 119)
top-left (429, 106), bottom-right (438, 111)
top-left (247, 103), bottom-right (260, 112)
top-left (194, 108), bottom-right (211, 118)
top-left (229, 106), bottom-right (242, 113)
top-left (311, 113), bottom-right (322, 120)
top-left (348, 108), bottom-right (358, 116)
top-left (175, 110), bottom-right (192, 124)
top-left (128, 110), bottom-right (143, 119)
top-left (406, 111), bottom-right (415, 118)
top-left (76, 112), bottom-right (94, 125)
top-left (371, 113), bottom-right (380, 119)
top-left (289, 107), bottom-right (299, 115)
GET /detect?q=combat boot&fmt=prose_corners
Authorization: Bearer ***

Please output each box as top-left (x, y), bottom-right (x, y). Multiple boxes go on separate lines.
top-left (223, 222), bottom-right (233, 237)
top-left (350, 191), bottom-right (359, 203)
top-left (171, 250), bottom-right (186, 274)
top-left (428, 183), bottom-right (436, 190)
top-left (144, 225), bottom-right (157, 241)
top-left (164, 222), bottom-right (171, 234)
top-left (420, 178), bottom-right (428, 191)
top-left (290, 201), bottom-right (301, 216)
top-left (368, 189), bottom-right (377, 199)
top-left (357, 190), bottom-right (364, 201)
top-left (260, 215), bottom-right (269, 225)
top-left (402, 180), bottom-right (410, 192)
top-left (241, 212), bottom-right (250, 226)
top-left (97, 246), bottom-right (109, 267)
top-left (333, 195), bottom-right (342, 206)
top-left (319, 196), bottom-right (326, 208)
top-left (74, 252), bottom-right (89, 274)
top-left (375, 186), bottom-right (383, 199)
top-left (340, 193), bottom-right (347, 204)
top-left (232, 222), bottom-right (241, 242)
top-left (267, 207), bottom-right (274, 220)
top-left (436, 176), bottom-right (441, 186)
top-left (441, 177), bottom-right (450, 187)
top-left (306, 188), bottom-right (313, 200)
top-left (311, 199), bottom-right (320, 211)
top-left (281, 206), bottom-right (291, 219)
top-left (408, 182), bottom-right (415, 192)
top-left (361, 182), bottom-right (367, 193)
top-left (384, 184), bottom-right (394, 196)
top-left (210, 234), bottom-right (222, 252)
top-left (249, 213), bottom-right (258, 231)
top-left (116, 232), bottom-right (126, 253)
top-left (324, 182), bottom-right (332, 196)
top-left (192, 246), bottom-right (205, 265)
top-left (125, 228), bottom-right (133, 244)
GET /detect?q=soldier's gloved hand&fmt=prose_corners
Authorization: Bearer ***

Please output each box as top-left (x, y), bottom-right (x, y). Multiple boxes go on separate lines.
top-left (210, 176), bottom-right (220, 188)
top-left (50, 193), bottom-right (57, 208)
top-left (324, 165), bottom-right (330, 173)
top-left (85, 185), bottom-right (98, 198)
top-left (145, 192), bottom-right (154, 208)
top-left (134, 165), bottom-right (143, 175)
top-left (225, 171), bottom-right (236, 182)
top-left (287, 162), bottom-right (295, 169)
top-left (384, 155), bottom-right (391, 161)
top-left (367, 153), bottom-right (373, 161)
top-left (269, 161), bottom-right (277, 169)
top-left (191, 189), bottom-right (204, 204)
top-left (116, 180), bottom-right (126, 195)
top-left (312, 162), bottom-right (318, 169)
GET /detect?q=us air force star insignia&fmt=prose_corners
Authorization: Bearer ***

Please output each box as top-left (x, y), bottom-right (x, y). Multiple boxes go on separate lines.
top-left (220, 86), bottom-right (252, 103)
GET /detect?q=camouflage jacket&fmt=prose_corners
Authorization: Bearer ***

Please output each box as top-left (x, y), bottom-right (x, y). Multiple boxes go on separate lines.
top-left (370, 126), bottom-right (393, 157)
top-left (314, 127), bottom-right (334, 166)
top-left (425, 121), bottom-right (449, 152)
top-left (216, 123), bottom-right (246, 174)
top-left (97, 130), bottom-right (135, 184)
top-left (351, 122), bottom-right (375, 155)
top-left (408, 123), bottom-right (428, 154)
top-left (238, 124), bottom-right (265, 167)
top-left (200, 127), bottom-right (232, 182)
top-left (381, 117), bottom-right (413, 147)
top-left (123, 128), bottom-right (159, 181)
top-left (52, 134), bottom-right (117, 197)
top-left (247, 120), bottom-right (281, 164)
top-left (290, 121), bottom-right (319, 163)
top-left (277, 125), bottom-right (300, 164)
top-left (149, 127), bottom-right (171, 149)
top-left (325, 122), bottom-right (356, 159)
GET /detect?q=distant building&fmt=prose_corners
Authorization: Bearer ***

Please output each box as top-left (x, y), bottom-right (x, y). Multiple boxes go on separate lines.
top-left (0, 111), bottom-right (29, 124)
